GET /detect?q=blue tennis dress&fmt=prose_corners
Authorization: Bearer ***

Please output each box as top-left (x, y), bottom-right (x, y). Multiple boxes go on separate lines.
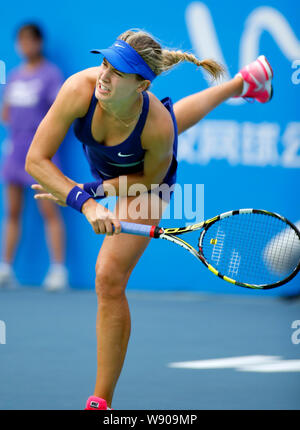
top-left (73, 90), bottom-right (178, 192)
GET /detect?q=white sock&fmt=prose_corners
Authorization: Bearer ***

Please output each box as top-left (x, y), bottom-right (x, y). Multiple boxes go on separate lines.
top-left (235, 72), bottom-right (249, 96)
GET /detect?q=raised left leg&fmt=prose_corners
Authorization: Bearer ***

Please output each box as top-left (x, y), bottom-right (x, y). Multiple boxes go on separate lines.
top-left (174, 55), bottom-right (273, 135)
top-left (173, 76), bottom-right (243, 134)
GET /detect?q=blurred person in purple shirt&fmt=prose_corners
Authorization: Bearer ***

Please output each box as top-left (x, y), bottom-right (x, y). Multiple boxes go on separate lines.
top-left (0, 23), bottom-right (68, 291)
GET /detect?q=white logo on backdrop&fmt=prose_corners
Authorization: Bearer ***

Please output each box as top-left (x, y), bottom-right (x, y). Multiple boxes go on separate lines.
top-left (178, 121), bottom-right (300, 168)
top-left (186, 2), bottom-right (300, 99)
top-left (0, 60), bottom-right (6, 84)
top-left (182, 3), bottom-right (300, 167)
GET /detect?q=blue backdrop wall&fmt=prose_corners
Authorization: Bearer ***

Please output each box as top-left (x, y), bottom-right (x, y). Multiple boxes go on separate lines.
top-left (0, 0), bottom-right (299, 295)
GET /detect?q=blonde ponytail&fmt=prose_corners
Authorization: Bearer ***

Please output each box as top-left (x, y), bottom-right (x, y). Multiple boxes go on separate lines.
top-left (161, 49), bottom-right (224, 80)
top-left (118, 29), bottom-right (224, 80)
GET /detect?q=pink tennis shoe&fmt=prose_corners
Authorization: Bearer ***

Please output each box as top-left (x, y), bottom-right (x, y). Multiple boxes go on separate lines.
top-left (236, 55), bottom-right (273, 103)
top-left (85, 396), bottom-right (113, 410)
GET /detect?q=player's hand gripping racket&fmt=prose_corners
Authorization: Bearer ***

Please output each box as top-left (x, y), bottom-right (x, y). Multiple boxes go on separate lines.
top-left (117, 209), bottom-right (300, 290)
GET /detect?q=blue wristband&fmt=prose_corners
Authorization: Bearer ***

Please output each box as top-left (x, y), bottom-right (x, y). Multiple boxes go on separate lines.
top-left (83, 180), bottom-right (106, 200)
top-left (66, 186), bottom-right (92, 213)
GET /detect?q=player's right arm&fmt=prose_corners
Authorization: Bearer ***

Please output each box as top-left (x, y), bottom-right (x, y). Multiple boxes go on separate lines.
top-left (25, 73), bottom-right (87, 201)
top-left (26, 71), bottom-right (121, 235)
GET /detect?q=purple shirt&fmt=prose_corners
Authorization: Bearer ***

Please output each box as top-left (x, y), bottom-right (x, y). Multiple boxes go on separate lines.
top-left (2, 60), bottom-right (63, 185)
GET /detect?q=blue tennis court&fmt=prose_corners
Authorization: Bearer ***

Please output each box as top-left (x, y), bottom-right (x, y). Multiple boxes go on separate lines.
top-left (0, 287), bottom-right (299, 410)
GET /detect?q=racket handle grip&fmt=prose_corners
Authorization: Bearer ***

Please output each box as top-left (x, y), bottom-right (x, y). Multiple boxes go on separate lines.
top-left (119, 221), bottom-right (159, 237)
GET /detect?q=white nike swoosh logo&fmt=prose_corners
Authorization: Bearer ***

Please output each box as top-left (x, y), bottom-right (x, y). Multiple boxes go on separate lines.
top-left (76, 191), bottom-right (82, 200)
top-left (118, 152), bottom-right (135, 157)
top-left (89, 185), bottom-right (105, 198)
top-left (115, 43), bottom-right (125, 48)
top-left (97, 169), bottom-right (113, 177)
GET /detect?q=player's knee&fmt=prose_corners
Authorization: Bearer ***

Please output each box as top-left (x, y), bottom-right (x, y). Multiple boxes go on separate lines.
top-left (95, 267), bottom-right (128, 301)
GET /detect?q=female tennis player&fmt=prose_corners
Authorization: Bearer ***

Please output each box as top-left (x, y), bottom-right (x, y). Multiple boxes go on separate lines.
top-left (25, 29), bottom-right (273, 409)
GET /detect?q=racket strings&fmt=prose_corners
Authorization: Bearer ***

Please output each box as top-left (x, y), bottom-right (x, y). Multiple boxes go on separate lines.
top-left (200, 213), bottom-right (300, 285)
top-left (264, 222), bottom-right (300, 274)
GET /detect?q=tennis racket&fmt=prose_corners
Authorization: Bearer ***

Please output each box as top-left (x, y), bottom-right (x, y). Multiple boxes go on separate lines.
top-left (117, 209), bottom-right (300, 290)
